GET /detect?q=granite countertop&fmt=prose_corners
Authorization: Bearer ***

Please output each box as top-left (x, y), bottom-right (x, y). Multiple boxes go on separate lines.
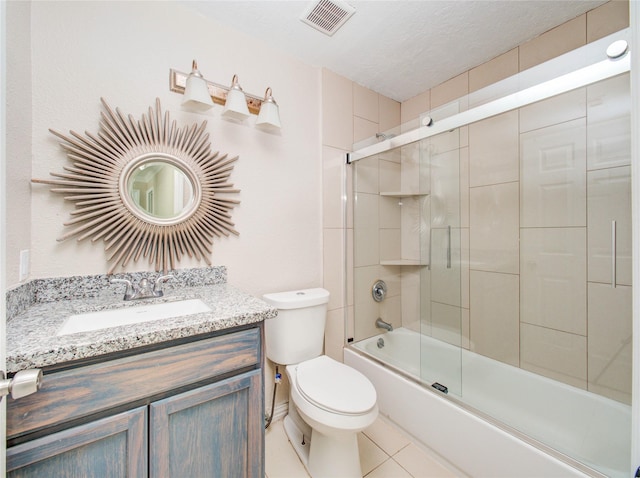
top-left (6, 267), bottom-right (276, 374)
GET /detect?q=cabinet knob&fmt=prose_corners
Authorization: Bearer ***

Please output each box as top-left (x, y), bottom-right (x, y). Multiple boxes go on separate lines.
top-left (0, 369), bottom-right (43, 400)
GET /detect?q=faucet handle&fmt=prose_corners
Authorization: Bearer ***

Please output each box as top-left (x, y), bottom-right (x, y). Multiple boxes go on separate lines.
top-left (153, 274), bottom-right (174, 295)
top-left (111, 278), bottom-right (134, 300)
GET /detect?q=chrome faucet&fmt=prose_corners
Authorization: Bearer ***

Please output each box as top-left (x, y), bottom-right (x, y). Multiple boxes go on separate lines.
top-left (111, 275), bottom-right (173, 301)
top-left (375, 318), bottom-right (393, 332)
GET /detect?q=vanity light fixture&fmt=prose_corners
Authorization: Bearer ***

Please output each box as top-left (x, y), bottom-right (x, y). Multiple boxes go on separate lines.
top-left (169, 62), bottom-right (281, 128)
top-left (181, 60), bottom-right (214, 109)
top-left (221, 74), bottom-right (251, 121)
top-left (256, 87), bottom-right (281, 129)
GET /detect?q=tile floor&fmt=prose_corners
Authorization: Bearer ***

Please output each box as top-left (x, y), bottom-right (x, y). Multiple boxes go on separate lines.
top-left (265, 415), bottom-right (463, 478)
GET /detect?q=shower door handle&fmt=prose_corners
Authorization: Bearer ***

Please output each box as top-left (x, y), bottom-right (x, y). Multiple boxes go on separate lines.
top-left (611, 220), bottom-right (617, 288)
top-left (446, 225), bottom-right (451, 269)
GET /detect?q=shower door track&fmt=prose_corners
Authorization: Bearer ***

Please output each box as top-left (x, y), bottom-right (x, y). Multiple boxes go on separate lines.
top-left (347, 29), bottom-right (630, 164)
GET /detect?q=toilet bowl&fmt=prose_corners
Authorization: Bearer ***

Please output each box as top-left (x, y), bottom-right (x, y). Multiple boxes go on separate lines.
top-left (285, 356), bottom-right (378, 478)
top-left (262, 288), bottom-right (378, 478)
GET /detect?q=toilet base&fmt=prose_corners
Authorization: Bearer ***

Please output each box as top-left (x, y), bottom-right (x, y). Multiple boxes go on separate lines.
top-left (283, 415), bottom-right (310, 467)
top-left (283, 414), bottom-right (363, 478)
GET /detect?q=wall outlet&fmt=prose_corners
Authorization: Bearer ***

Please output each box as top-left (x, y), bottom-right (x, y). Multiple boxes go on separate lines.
top-left (19, 249), bottom-right (30, 282)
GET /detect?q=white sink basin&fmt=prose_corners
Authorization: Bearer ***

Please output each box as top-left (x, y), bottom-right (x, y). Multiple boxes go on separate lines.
top-left (57, 299), bottom-right (212, 336)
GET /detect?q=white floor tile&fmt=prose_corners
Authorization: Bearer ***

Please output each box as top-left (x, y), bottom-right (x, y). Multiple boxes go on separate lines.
top-left (393, 444), bottom-right (458, 478)
top-left (365, 458), bottom-right (412, 478)
top-left (358, 432), bottom-right (390, 476)
top-left (363, 417), bottom-right (411, 456)
top-left (265, 420), bottom-right (310, 478)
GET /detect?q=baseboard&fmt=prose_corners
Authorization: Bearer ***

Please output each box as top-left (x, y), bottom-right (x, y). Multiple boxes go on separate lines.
top-left (270, 401), bottom-right (288, 422)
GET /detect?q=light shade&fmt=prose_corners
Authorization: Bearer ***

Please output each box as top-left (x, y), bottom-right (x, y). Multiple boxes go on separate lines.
top-left (181, 60), bottom-right (214, 110)
top-left (222, 75), bottom-right (251, 121)
top-left (256, 87), bottom-right (281, 129)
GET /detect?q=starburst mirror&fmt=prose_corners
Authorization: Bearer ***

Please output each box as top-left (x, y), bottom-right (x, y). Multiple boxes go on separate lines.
top-left (34, 98), bottom-right (240, 273)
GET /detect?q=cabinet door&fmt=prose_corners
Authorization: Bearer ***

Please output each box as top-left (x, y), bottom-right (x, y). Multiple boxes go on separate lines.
top-left (6, 407), bottom-right (147, 477)
top-left (150, 369), bottom-right (263, 478)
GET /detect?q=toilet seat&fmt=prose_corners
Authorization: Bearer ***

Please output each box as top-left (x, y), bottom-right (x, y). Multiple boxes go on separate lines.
top-left (295, 355), bottom-right (377, 415)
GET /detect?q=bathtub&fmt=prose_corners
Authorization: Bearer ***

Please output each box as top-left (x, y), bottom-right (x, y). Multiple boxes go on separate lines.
top-left (345, 327), bottom-right (631, 478)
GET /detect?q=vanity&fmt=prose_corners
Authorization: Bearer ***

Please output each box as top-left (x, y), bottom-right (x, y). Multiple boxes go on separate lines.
top-left (5, 266), bottom-right (275, 477)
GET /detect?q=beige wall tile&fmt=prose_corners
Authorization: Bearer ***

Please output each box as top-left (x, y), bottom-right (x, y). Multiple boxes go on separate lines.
top-left (379, 159), bottom-right (401, 192)
top-left (354, 265), bottom-right (381, 340)
top-left (346, 229), bottom-right (353, 307)
top-left (470, 182), bottom-right (520, 274)
top-left (380, 228), bottom-right (401, 262)
top-left (469, 48), bottom-right (519, 93)
top-left (469, 110), bottom-right (519, 187)
top-left (460, 147), bottom-right (469, 228)
top-left (400, 195), bottom-right (425, 261)
top-left (354, 156), bottom-right (379, 194)
top-left (461, 228), bottom-right (470, 309)
top-left (322, 146), bottom-right (346, 229)
top-left (354, 116), bottom-right (378, 144)
top-left (380, 293), bottom-right (402, 330)
top-left (587, 73), bottom-right (631, 170)
top-left (430, 227), bottom-right (462, 307)
top-left (587, 0), bottom-right (629, 43)
top-left (323, 228), bottom-right (346, 311)
top-left (401, 268), bottom-right (421, 331)
top-left (587, 282), bottom-right (632, 404)
top-left (380, 196), bottom-right (401, 229)
top-left (520, 227), bottom-right (587, 335)
top-left (519, 15), bottom-right (586, 71)
top-left (401, 90), bottom-right (430, 125)
top-left (430, 149), bottom-right (461, 227)
top-left (353, 83), bottom-right (379, 123)
top-left (325, 307), bottom-right (345, 363)
top-left (354, 193), bottom-right (379, 267)
top-left (520, 322), bottom-right (587, 389)
top-left (322, 68), bottom-right (353, 149)
top-left (587, 166), bottom-right (632, 286)
top-left (520, 88), bottom-right (586, 134)
top-left (431, 72), bottom-right (468, 109)
top-left (520, 118), bottom-right (586, 227)
top-left (379, 94), bottom-right (401, 132)
top-left (469, 270), bottom-right (519, 366)
top-left (431, 302), bottom-right (464, 347)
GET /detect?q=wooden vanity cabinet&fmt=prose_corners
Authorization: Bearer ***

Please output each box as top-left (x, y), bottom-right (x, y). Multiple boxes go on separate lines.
top-left (6, 326), bottom-right (264, 478)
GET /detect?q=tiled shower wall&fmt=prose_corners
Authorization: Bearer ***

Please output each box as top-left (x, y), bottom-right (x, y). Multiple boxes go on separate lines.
top-left (322, 0), bottom-right (629, 398)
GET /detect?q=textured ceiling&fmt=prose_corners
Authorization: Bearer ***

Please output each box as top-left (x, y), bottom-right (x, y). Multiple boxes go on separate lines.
top-left (183, 0), bottom-right (607, 102)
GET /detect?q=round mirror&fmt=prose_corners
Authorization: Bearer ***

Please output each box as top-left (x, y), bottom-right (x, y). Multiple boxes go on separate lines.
top-left (127, 161), bottom-right (195, 220)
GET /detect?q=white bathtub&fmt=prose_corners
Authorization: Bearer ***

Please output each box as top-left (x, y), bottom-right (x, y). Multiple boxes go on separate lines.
top-left (346, 327), bottom-right (631, 478)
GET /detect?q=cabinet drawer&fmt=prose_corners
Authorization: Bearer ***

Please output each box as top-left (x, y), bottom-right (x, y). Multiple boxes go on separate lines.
top-left (8, 327), bottom-right (260, 439)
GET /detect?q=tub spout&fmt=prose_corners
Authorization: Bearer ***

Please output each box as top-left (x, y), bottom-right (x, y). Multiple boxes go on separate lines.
top-left (375, 318), bottom-right (393, 332)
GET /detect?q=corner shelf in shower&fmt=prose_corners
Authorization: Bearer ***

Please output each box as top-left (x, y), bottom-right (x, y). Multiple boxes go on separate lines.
top-left (380, 259), bottom-right (429, 266)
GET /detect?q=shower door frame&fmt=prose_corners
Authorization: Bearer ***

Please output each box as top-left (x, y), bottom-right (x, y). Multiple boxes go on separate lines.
top-left (348, 26), bottom-right (638, 474)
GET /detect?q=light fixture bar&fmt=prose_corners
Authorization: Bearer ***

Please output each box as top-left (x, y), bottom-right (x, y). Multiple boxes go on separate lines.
top-left (169, 69), bottom-right (264, 115)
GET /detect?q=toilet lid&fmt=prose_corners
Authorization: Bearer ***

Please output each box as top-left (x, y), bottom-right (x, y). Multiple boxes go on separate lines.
top-left (295, 356), bottom-right (377, 415)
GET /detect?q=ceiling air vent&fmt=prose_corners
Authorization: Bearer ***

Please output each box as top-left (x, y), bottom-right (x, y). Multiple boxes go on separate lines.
top-left (300, 0), bottom-right (356, 36)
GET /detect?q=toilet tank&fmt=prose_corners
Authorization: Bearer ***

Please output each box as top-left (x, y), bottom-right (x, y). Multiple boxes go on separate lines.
top-left (262, 288), bottom-right (330, 365)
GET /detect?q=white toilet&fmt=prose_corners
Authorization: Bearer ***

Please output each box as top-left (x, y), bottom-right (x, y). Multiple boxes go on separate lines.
top-left (263, 288), bottom-right (378, 478)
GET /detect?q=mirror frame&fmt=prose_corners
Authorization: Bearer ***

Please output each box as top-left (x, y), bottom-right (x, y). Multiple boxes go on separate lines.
top-left (34, 98), bottom-right (240, 273)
